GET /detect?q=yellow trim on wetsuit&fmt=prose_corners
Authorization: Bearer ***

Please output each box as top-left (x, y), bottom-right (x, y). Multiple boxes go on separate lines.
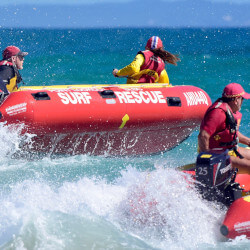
top-left (6, 75), bottom-right (18, 92)
top-left (116, 54), bottom-right (169, 84)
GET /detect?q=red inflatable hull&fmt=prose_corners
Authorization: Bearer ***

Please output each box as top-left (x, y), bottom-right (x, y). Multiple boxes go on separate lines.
top-left (221, 195), bottom-right (250, 239)
top-left (182, 167), bottom-right (250, 239)
top-left (0, 84), bottom-right (211, 156)
top-left (220, 174), bottom-right (250, 239)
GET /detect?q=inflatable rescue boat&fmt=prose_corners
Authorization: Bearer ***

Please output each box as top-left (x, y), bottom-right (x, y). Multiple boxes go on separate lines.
top-left (0, 84), bottom-right (211, 156)
top-left (181, 150), bottom-right (250, 240)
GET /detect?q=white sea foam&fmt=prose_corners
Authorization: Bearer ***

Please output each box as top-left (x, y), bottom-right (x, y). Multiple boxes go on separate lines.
top-left (0, 119), bottom-right (249, 249)
top-left (0, 123), bottom-right (35, 163)
top-left (1, 160), bottom-right (248, 249)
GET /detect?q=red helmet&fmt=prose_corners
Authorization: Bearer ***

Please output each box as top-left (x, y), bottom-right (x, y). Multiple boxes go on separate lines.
top-left (146, 36), bottom-right (163, 50)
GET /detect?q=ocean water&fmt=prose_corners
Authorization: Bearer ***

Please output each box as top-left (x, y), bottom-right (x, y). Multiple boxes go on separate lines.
top-left (0, 28), bottom-right (250, 249)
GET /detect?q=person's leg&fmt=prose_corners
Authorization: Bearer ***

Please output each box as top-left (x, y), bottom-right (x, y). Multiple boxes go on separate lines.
top-left (238, 146), bottom-right (250, 160)
top-left (231, 148), bottom-right (250, 174)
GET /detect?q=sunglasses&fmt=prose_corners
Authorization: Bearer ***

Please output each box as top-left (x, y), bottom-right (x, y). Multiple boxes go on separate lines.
top-left (237, 96), bottom-right (244, 101)
top-left (17, 55), bottom-right (24, 61)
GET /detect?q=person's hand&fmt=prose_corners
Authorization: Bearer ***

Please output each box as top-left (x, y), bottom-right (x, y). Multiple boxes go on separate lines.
top-left (112, 69), bottom-right (118, 77)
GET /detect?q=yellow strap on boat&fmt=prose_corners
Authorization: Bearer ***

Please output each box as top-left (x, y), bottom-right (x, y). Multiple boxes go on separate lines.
top-left (6, 75), bottom-right (18, 92)
top-left (177, 163), bottom-right (196, 171)
top-left (128, 69), bottom-right (159, 83)
top-left (119, 114), bottom-right (129, 129)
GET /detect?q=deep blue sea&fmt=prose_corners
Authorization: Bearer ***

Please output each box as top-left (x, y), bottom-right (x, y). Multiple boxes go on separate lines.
top-left (0, 28), bottom-right (249, 249)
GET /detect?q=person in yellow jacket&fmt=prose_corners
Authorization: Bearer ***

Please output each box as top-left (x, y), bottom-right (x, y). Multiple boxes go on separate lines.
top-left (112, 36), bottom-right (180, 84)
top-left (0, 46), bottom-right (28, 93)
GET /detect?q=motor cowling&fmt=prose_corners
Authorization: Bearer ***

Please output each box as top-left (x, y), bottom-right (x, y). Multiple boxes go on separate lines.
top-left (195, 150), bottom-right (242, 206)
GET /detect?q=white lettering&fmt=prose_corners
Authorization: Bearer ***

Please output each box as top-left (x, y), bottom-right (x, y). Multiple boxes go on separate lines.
top-left (220, 164), bottom-right (232, 174)
top-left (58, 92), bottom-right (69, 104)
top-left (235, 221), bottom-right (250, 230)
top-left (6, 102), bottom-right (27, 116)
top-left (58, 92), bottom-right (92, 104)
top-left (124, 91), bottom-right (135, 104)
top-left (115, 92), bottom-right (127, 103)
top-left (131, 91), bottom-right (142, 103)
top-left (66, 92), bottom-right (77, 104)
top-left (155, 91), bottom-right (166, 103)
top-left (184, 91), bottom-right (209, 106)
top-left (145, 91), bottom-right (157, 103)
top-left (139, 91), bottom-right (150, 104)
top-left (82, 92), bottom-right (92, 104)
top-left (115, 90), bottom-right (166, 104)
top-left (74, 92), bottom-right (85, 104)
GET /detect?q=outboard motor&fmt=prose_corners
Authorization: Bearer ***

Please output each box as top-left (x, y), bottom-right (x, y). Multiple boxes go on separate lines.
top-left (195, 150), bottom-right (242, 206)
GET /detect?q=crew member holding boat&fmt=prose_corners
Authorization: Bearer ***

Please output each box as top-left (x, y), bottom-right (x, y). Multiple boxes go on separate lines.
top-left (0, 46), bottom-right (28, 93)
top-left (112, 36), bottom-right (180, 84)
top-left (198, 83), bottom-right (250, 173)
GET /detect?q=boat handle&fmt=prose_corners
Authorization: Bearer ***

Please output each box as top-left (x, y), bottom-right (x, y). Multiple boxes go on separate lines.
top-left (166, 97), bottom-right (181, 107)
top-left (98, 90), bottom-right (116, 99)
top-left (31, 92), bottom-right (50, 100)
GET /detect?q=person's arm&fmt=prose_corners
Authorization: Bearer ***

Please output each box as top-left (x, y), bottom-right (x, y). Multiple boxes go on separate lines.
top-left (0, 66), bottom-right (14, 82)
top-left (113, 54), bottom-right (145, 77)
top-left (158, 69), bottom-right (169, 84)
top-left (0, 77), bottom-right (9, 94)
top-left (238, 131), bottom-right (250, 147)
top-left (0, 66), bottom-right (16, 92)
top-left (198, 129), bottom-right (211, 152)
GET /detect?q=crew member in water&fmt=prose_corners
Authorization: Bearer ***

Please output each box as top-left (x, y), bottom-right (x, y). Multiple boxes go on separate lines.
top-left (198, 83), bottom-right (250, 173)
top-left (112, 36), bottom-right (180, 84)
top-left (0, 46), bottom-right (28, 94)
